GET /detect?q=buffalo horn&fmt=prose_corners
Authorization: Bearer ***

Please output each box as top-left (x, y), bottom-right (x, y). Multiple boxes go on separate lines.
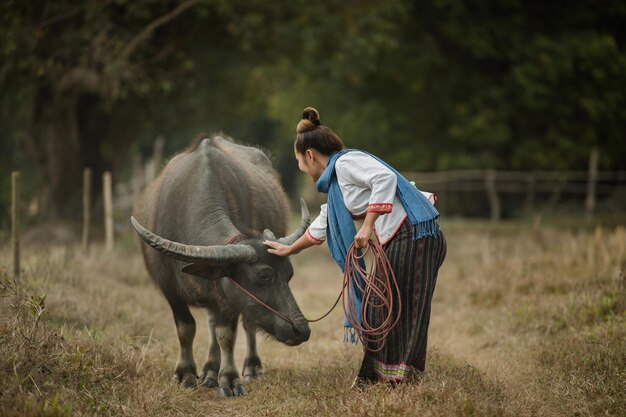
top-left (262, 229), bottom-right (276, 241)
top-left (130, 216), bottom-right (257, 264)
top-left (277, 198), bottom-right (311, 246)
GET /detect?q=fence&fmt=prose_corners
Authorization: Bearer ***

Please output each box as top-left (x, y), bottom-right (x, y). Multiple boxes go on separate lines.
top-left (7, 150), bottom-right (626, 277)
top-left (404, 168), bottom-right (625, 220)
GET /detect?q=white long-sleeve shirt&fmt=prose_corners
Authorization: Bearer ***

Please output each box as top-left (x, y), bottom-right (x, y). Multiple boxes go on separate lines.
top-left (306, 151), bottom-right (435, 246)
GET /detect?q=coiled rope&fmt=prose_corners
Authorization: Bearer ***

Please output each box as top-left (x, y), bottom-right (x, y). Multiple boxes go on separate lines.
top-left (342, 240), bottom-right (401, 352)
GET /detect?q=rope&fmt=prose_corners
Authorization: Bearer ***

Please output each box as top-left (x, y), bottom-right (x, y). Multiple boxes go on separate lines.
top-left (227, 277), bottom-right (296, 329)
top-left (343, 240), bottom-right (401, 352)
top-left (228, 240), bottom-right (401, 354)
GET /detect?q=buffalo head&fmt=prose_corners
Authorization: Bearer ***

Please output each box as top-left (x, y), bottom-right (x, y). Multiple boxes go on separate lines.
top-left (130, 198), bottom-right (311, 346)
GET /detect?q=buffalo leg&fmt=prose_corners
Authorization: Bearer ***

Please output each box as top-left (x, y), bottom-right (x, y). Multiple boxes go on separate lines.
top-left (168, 299), bottom-right (197, 387)
top-left (242, 319), bottom-right (264, 382)
top-left (215, 317), bottom-right (246, 397)
top-left (199, 311), bottom-right (220, 388)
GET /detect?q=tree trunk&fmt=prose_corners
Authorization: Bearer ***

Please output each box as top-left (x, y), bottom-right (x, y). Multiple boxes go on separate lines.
top-left (43, 95), bottom-right (82, 219)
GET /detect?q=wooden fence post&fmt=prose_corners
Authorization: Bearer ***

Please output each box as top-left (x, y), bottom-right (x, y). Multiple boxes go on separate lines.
top-left (103, 171), bottom-right (114, 251)
top-left (585, 148), bottom-right (599, 220)
top-left (82, 168), bottom-right (92, 252)
top-left (485, 169), bottom-right (501, 221)
top-left (11, 172), bottom-right (20, 278)
top-left (524, 173), bottom-right (535, 214)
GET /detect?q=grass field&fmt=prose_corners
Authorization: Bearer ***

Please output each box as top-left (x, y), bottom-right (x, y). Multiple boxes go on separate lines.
top-left (1, 219), bottom-right (624, 416)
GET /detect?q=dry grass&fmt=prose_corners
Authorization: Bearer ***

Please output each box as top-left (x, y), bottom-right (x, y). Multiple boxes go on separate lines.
top-left (0, 219), bottom-right (624, 416)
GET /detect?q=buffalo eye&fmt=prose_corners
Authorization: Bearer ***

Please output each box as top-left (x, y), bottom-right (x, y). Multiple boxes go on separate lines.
top-left (256, 267), bottom-right (275, 283)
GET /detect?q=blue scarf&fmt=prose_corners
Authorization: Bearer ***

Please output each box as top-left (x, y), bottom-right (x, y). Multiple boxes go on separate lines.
top-left (316, 149), bottom-right (440, 343)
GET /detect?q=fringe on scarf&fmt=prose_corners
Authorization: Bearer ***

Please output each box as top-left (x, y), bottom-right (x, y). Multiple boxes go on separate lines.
top-left (344, 327), bottom-right (359, 345)
top-left (412, 218), bottom-right (440, 240)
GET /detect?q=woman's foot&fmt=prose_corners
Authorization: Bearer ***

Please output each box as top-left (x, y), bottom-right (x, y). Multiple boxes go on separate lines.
top-left (350, 377), bottom-right (368, 390)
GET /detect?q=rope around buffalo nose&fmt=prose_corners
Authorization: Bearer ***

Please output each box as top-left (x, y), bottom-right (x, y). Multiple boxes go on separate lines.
top-left (306, 240), bottom-right (401, 353)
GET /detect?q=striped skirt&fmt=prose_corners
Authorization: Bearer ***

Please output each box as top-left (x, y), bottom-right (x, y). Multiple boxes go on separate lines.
top-left (357, 218), bottom-right (447, 382)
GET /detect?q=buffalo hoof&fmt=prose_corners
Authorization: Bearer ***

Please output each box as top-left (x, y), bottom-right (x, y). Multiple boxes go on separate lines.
top-left (199, 376), bottom-right (219, 389)
top-left (199, 361), bottom-right (220, 388)
top-left (172, 364), bottom-right (198, 388)
top-left (172, 372), bottom-right (198, 388)
top-left (234, 384), bottom-right (247, 396)
top-left (216, 371), bottom-right (246, 397)
top-left (218, 384), bottom-right (246, 397)
top-left (243, 368), bottom-right (264, 383)
top-left (243, 357), bottom-right (264, 383)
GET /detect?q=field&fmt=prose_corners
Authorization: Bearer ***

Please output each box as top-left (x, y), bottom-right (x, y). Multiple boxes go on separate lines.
top-left (1, 219), bottom-right (624, 416)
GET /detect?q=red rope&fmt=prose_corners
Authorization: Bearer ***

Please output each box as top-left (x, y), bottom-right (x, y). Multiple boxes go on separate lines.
top-left (227, 277), bottom-right (296, 328)
top-left (343, 240), bottom-right (401, 352)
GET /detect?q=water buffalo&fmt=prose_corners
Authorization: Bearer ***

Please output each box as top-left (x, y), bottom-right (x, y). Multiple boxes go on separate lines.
top-left (131, 135), bottom-right (311, 397)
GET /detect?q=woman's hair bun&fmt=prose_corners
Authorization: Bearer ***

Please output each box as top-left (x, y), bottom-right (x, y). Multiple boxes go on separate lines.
top-left (295, 106), bottom-right (345, 153)
top-left (302, 107), bottom-right (321, 125)
top-left (297, 106), bottom-right (321, 133)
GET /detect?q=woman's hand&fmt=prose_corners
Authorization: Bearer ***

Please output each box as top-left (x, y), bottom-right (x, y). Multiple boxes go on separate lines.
top-left (263, 240), bottom-right (292, 257)
top-left (354, 223), bottom-right (374, 248)
top-left (264, 232), bottom-right (317, 257)
top-left (354, 212), bottom-right (380, 248)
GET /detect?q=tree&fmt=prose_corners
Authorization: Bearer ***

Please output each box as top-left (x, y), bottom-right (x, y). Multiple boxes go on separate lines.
top-left (0, 0), bottom-right (204, 218)
top-left (2, 0), bottom-right (624, 221)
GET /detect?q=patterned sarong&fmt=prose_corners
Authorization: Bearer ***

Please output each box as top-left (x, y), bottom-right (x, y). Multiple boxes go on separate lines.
top-left (357, 218), bottom-right (447, 382)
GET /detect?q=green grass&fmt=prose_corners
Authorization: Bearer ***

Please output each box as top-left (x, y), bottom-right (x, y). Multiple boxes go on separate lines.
top-left (0, 219), bottom-right (624, 416)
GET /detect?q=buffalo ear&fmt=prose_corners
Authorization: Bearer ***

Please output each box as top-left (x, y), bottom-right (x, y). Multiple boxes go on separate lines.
top-left (181, 262), bottom-right (222, 279)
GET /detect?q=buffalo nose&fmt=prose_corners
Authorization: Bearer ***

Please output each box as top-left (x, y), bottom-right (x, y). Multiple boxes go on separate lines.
top-left (293, 322), bottom-right (311, 342)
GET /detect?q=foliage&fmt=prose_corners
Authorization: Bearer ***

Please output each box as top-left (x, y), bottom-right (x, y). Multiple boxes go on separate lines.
top-left (0, 0), bottom-right (625, 219)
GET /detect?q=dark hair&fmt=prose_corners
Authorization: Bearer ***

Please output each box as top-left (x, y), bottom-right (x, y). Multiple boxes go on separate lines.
top-left (294, 107), bottom-right (346, 155)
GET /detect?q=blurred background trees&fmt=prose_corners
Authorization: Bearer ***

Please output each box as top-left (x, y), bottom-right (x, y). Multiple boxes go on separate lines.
top-left (1, 0), bottom-right (625, 222)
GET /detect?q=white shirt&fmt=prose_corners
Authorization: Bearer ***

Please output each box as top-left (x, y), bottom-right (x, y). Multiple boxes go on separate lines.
top-left (306, 151), bottom-right (434, 246)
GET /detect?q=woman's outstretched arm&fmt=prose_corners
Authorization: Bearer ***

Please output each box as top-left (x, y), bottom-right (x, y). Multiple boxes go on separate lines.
top-left (263, 232), bottom-right (316, 257)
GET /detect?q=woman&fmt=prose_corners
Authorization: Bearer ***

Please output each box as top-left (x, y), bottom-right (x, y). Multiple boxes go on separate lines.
top-left (264, 107), bottom-right (446, 385)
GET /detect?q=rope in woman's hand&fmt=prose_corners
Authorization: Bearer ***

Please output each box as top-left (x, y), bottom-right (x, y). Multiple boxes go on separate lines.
top-left (303, 239), bottom-right (400, 353)
top-left (343, 240), bottom-right (401, 353)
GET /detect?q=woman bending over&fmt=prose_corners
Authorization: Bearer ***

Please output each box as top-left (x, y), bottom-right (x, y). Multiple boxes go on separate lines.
top-left (264, 107), bottom-right (446, 385)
